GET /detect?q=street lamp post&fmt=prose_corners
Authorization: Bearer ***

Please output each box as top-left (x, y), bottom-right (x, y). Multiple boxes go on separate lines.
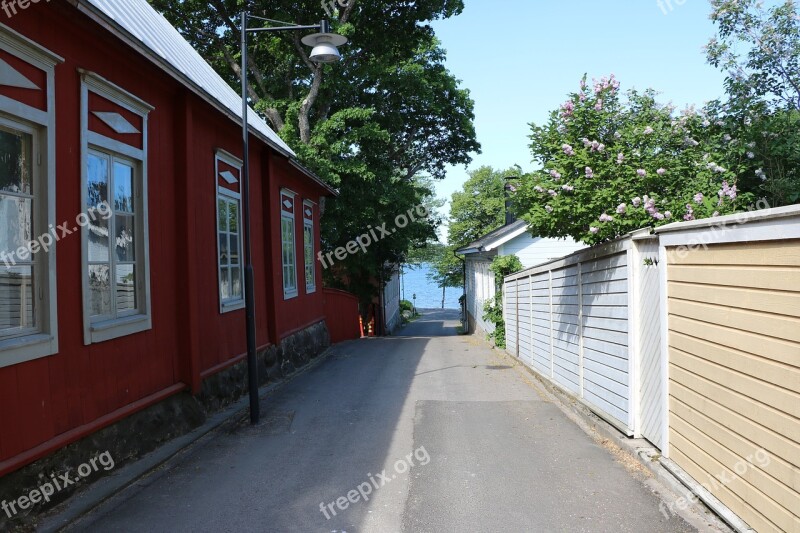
top-left (239, 13), bottom-right (347, 424)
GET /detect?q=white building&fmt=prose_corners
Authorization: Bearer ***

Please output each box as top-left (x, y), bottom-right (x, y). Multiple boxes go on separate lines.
top-left (456, 220), bottom-right (585, 336)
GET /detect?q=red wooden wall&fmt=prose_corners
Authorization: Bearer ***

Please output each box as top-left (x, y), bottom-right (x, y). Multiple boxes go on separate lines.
top-left (323, 289), bottom-right (362, 343)
top-left (0, 3), bottom-right (332, 476)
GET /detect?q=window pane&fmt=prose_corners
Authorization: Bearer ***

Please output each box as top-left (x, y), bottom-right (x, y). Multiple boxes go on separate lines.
top-left (229, 234), bottom-right (239, 265)
top-left (113, 161), bottom-right (134, 213)
top-left (0, 195), bottom-right (32, 260)
top-left (115, 214), bottom-right (135, 262)
top-left (218, 199), bottom-right (228, 232)
top-left (220, 267), bottom-right (229, 300)
top-left (87, 153), bottom-right (109, 209)
top-left (228, 201), bottom-right (238, 233)
top-left (88, 264), bottom-right (112, 317)
top-left (230, 266), bottom-right (242, 298)
top-left (0, 265), bottom-right (34, 334)
top-left (87, 216), bottom-right (110, 262)
top-left (0, 124), bottom-right (32, 195)
top-left (115, 264), bottom-right (136, 312)
top-left (219, 232), bottom-right (229, 266)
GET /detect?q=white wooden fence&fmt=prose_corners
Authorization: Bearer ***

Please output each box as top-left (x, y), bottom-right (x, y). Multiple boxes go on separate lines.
top-left (504, 229), bottom-right (664, 445)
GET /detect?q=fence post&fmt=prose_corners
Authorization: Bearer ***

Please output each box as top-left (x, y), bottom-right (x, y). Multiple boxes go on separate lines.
top-left (577, 261), bottom-right (584, 399)
top-left (548, 269), bottom-right (554, 379)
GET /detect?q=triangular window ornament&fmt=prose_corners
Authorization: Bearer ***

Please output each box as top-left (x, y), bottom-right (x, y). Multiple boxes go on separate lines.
top-left (219, 170), bottom-right (238, 184)
top-left (93, 111), bottom-right (140, 134)
top-left (0, 58), bottom-right (39, 90)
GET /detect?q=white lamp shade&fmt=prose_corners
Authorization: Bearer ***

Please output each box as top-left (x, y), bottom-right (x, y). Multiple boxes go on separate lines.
top-left (302, 32), bottom-right (348, 64)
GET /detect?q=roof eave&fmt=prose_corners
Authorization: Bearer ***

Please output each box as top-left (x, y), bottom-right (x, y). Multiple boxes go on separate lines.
top-left (74, 0), bottom-right (295, 160)
top-left (289, 159), bottom-right (339, 197)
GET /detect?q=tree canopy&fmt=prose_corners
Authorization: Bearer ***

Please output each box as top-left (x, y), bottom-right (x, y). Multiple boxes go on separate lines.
top-left (149, 0), bottom-right (480, 305)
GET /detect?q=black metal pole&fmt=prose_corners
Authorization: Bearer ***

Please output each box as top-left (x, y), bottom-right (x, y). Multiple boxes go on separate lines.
top-left (241, 11), bottom-right (260, 425)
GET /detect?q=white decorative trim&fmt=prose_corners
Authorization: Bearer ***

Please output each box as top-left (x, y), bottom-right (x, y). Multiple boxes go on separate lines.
top-left (92, 111), bottom-right (140, 134)
top-left (215, 150), bottom-right (244, 314)
top-left (0, 26), bottom-right (60, 368)
top-left (80, 74), bottom-right (153, 345)
top-left (0, 57), bottom-right (39, 89)
top-left (80, 69), bottom-right (154, 115)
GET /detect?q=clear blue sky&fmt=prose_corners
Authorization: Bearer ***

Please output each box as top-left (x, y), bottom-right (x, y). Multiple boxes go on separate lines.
top-left (429, 0), bottom-right (730, 238)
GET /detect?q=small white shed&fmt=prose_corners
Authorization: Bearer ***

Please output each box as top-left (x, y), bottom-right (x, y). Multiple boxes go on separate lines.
top-left (457, 220), bottom-right (585, 336)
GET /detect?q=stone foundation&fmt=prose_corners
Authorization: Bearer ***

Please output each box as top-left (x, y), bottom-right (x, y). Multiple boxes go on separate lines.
top-left (0, 321), bottom-right (330, 531)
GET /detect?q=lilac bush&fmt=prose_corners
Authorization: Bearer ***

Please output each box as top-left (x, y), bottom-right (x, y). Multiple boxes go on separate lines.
top-left (516, 75), bottom-right (754, 245)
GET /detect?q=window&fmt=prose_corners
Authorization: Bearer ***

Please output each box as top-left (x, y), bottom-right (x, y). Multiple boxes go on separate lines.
top-left (1, 120), bottom-right (37, 338)
top-left (281, 190), bottom-right (297, 299)
top-left (0, 26), bottom-right (61, 368)
top-left (81, 71), bottom-right (153, 344)
top-left (216, 150), bottom-right (243, 312)
top-left (303, 200), bottom-right (315, 293)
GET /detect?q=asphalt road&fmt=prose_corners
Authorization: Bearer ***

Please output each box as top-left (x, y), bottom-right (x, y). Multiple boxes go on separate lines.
top-left (73, 309), bottom-right (695, 532)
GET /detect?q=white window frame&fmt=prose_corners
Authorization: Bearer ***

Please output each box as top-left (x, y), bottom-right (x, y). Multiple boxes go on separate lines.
top-left (281, 189), bottom-right (298, 300)
top-left (215, 150), bottom-right (244, 313)
top-left (80, 71), bottom-right (153, 345)
top-left (0, 25), bottom-right (62, 369)
top-left (303, 200), bottom-right (316, 294)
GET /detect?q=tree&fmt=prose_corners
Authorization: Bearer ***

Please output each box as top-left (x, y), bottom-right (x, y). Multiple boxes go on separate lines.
top-left (447, 165), bottom-right (519, 248)
top-left (148, 0), bottom-right (480, 306)
top-left (705, 0), bottom-right (800, 205)
top-left (515, 75), bottom-right (754, 245)
top-left (427, 165), bottom-right (520, 297)
top-left (706, 0), bottom-right (800, 110)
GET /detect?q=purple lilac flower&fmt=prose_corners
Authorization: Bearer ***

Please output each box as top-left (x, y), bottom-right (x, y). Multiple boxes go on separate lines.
top-left (548, 189), bottom-right (558, 197)
top-left (616, 203), bottom-right (627, 214)
top-left (632, 197), bottom-right (642, 208)
top-left (657, 168), bottom-right (666, 175)
top-left (599, 213), bottom-right (614, 222)
top-left (561, 184), bottom-right (574, 192)
top-left (585, 167), bottom-right (594, 178)
top-left (594, 99), bottom-right (603, 111)
top-left (534, 185), bottom-right (544, 193)
top-left (637, 169), bottom-right (647, 177)
top-left (616, 153), bottom-right (624, 165)
top-left (549, 169), bottom-right (562, 180)
top-left (684, 204), bottom-right (694, 221)
top-left (644, 126), bottom-right (654, 135)
top-left (693, 193), bottom-right (704, 204)
top-left (664, 211), bottom-right (672, 219)
top-left (562, 144), bottom-right (575, 156)
top-left (653, 212), bottom-right (665, 220)
top-left (590, 226), bottom-right (599, 234)
top-left (545, 205), bottom-right (553, 213)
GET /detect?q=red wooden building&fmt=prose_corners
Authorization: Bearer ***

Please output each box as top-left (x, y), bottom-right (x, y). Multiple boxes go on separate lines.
top-left (0, 0), bottom-right (353, 479)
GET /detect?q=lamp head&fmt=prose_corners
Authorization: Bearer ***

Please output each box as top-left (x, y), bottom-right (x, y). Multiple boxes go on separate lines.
top-left (302, 21), bottom-right (348, 63)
